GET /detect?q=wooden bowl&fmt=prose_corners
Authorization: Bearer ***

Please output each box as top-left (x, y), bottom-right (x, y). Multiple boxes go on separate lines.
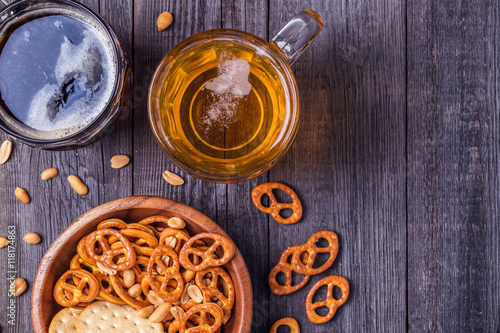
top-left (31, 196), bottom-right (253, 332)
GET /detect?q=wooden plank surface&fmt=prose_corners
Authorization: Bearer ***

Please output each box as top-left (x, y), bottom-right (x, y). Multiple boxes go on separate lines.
top-left (268, 0), bottom-right (407, 332)
top-left (407, 0), bottom-right (500, 332)
top-left (0, 0), bottom-right (499, 332)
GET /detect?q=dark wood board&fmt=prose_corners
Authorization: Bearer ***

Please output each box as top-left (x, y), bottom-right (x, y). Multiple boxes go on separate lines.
top-left (0, 0), bottom-right (498, 332)
top-left (407, 0), bottom-right (500, 332)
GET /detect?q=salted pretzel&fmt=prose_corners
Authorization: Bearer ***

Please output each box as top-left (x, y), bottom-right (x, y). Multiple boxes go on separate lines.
top-left (131, 255), bottom-right (154, 283)
top-left (305, 275), bottom-right (349, 324)
top-left (291, 230), bottom-right (339, 276)
top-left (120, 228), bottom-right (159, 256)
top-left (77, 235), bottom-right (97, 265)
top-left (179, 303), bottom-right (223, 333)
top-left (268, 246), bottom-right (310, 295)
top-left (109, 271), bottom-right (151, 309)
top-left (70, 254), bottom-right (99, 274)
top-left (138, 215), bottom-right (171, 231)
top-left (53, 269), bottom-right (99, 307)
top-left (251, 182), bottom-right (303, 225)
top-left (93, 272), bottom-right (126, 305)
top-left (127, 222), bottom-right (157, 237)
top-left (179, 233), bottom-right (235, 272)
top-left (270, 317), bottom-right (300, 333)
top-left (97, 218), bottom-right (128, 230)
top-left (159, 228), bottom-right (191, 253)
top-left (85, 229), bottom-right (136, 270)
top-left (147, 245), bottom-right (184, 302)
top-left (195, 267), bottom-right (235, 314)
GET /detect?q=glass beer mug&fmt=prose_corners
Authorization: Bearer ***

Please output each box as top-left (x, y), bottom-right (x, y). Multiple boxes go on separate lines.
top-left (0, 0), bottom-right (131, 150)
top-left (149, 10), bottom-right (323, 183)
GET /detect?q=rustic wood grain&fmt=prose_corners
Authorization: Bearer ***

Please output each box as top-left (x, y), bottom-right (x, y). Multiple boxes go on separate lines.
top-left (269, 0), bottom-right (407, 332)
top-left (407, 0), bottom-right (500, 332)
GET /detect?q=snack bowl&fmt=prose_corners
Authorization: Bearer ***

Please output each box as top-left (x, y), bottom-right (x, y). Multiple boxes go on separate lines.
top-left (31, 196), bottom-right (253, 332)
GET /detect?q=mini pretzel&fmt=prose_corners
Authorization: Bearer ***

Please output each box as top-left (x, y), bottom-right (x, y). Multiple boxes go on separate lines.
top-left (93, 272), bottom-right (126, 305)
top-left (268, 246), bottom-right (310, 295)
top-left (291, 230), bottom-right (339, 276)
top-left (270, 317), bottom-right (300, 333)
top-left (70, 254), bottom-right (99, 274)
top-left (120, 228), bottom-right (159, 256)
top-left (77, 235), bottom-right (97, 265)
top-left (159, 228), bottom-right (191, 253)
top-left (138, 215), bottom-right (171, 231)
top-left (147, 245), bottom-right (184, 302)
top-left (179, 303), bottom-right (223, 333)
top-left (85, 229), bottom-right (136, 271)
top-left (251, 182), bottom-right (303, 224)
top-left (305, 275), bottom-right (349, 324)
top-left (195, 267), bottom-right (235, 314)
top-left (97, 218), bottom-right (128, 230)
top-left (126, 222), bottom-right (157, 237)
top-left (179, 233), bottom-right (235, 272)
top-left (53, 269), bottom-right (99, 307)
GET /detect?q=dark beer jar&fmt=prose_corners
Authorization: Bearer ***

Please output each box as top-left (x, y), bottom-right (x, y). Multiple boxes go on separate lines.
top-left (0, 0), bottom-right (131, 150)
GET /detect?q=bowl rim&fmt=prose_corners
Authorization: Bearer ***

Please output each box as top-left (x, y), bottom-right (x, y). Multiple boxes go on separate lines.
top-left (31, 195), bottom-right (253, 333)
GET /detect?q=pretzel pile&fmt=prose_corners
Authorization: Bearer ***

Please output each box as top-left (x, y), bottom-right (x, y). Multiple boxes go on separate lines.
top-left (53, 215), bottom-right (236, 332)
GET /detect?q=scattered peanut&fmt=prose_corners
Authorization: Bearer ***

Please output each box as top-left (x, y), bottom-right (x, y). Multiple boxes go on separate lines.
top-left (0, 140), bottom-right (12, 164)
top-left (162, 170), bottom-right (184, 186)
top-left (123, 269), bottom-right (135, 288)
top-left (137, 305), bottom-right (155, 318)
top-left (167, 217), bottom-right (185, 229)
top-left (96, 261), bottom-right (117, 275)
top-left (187, 285), bottom-right (203, 303)
top-left (148, 290), bottom-right (165, 306)
top-left (110, 155), bottom-right (130, 169)
top-left (15, 187), bottom-right (30, 204)
top-left (23, 232), bottom-right (41, 244)
top-left (0, 236), bottom-right (9, 248)
top-left (67, 175), bottom-right (88, 195)
top-left (149, 302), bottom-right (173, 323)
top-left (170, 306), bottom-right (185, 322)
top-left (13, 278), bottom-right (27, 296)
top-left (128, 284), bottom-right (142, 298)
top-left (157, 11), bottom-right (173, 31)
top-left (41, 168), bottom-right (58, 180)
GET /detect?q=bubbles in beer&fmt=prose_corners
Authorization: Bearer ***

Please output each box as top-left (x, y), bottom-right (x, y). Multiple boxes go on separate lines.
top-left (0, 13), bottom-right (116, 139)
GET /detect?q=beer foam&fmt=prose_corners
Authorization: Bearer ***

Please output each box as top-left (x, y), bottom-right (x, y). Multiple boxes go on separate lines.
top-left (25, 27), bottom-right (116, 135)
top-left (202, 58), bottom-right (252, 128)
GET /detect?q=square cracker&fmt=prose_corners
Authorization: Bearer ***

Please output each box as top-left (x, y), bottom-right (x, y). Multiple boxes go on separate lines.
top-left (76, 301), bottom-right (163, 333)
top-left (49, 308), bottom-right (80, 333)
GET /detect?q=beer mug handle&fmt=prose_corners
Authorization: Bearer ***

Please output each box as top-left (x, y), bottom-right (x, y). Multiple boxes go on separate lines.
top-left (271, 9), bottom-right (323, 65)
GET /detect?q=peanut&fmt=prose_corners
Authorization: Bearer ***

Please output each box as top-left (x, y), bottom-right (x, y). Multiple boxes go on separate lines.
top-left (0, 140), bottom-right (12, 164)
top-left (0, 236), bottom-right (9, 248)
top-left (13, 278), bottom-right (27, 296)
top-left (23, 232), bottom-right (41, 244)
top-left (148, 290), bottom-right (165, 306)
top-left (128, 283), bottom-right (142, 298)
top-left (223, 310), bottom-right (232, 325)
top-left (157, 11), bottom-right (173, 31)
top-left (162, 170), bottom-right (184, 186)
top-left (67, 175), bottom-right (88, 195)
top-left (123, 269), bottom-right (135, 288)
top-left (180, 284), bottom-right (190, 304)
top-left (164, 236), bottom-right (177, 249)
top-left (170, 306), bottom-right (184, 322)
top-left (15, 187), bottom-right (30, 204)
top-left (41, 168), bottom-right (58, 180)
top-left (149, 302), bottom-right (173, 323)
top-left (187, 285), bottom-right (203, 303)
top-left (137, 305), bottom-right (155, 318)
top-left (167, 217), bottom-right (185, 229)
top-left (96, 261), bottom-right (117, 275)
top-left (110, 155), bottom-right (130, 169)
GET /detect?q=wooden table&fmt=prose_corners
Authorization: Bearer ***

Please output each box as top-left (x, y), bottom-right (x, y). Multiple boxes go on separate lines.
top-left (0, 0), bottom-right (499, 332)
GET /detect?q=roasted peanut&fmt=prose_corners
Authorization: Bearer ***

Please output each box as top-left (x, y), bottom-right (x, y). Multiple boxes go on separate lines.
top-left (0, 236), bottom-right (9, 248)
top-left (41, 168), bottom-right (58, 180)
top-left (162, 170), bottom-right (184, 186)
top-left (123, 269), bottom-right (135, 288)
top-left (13, 278), bottom-right (27, 296)
top-left (23, 232), bottom-right (41, 244)
top-left (15, 187), bottom-right (30, 204)
top-left (0, 140), bottom-right (12, 164)
top-left (128, 283), bottom-right (142, 298)
top-left (67, 175), bottom-right (88, 195)
top-left (157, 11), bottom-right (173, 31)
top-left (110, 155), bottom-right (130, 169)
top-left (167, 217), bottom-right (185, 229)
top-left (137, 305), bottom-right (155, 318)
top-left (149, 302), bottom-right (173, 323)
